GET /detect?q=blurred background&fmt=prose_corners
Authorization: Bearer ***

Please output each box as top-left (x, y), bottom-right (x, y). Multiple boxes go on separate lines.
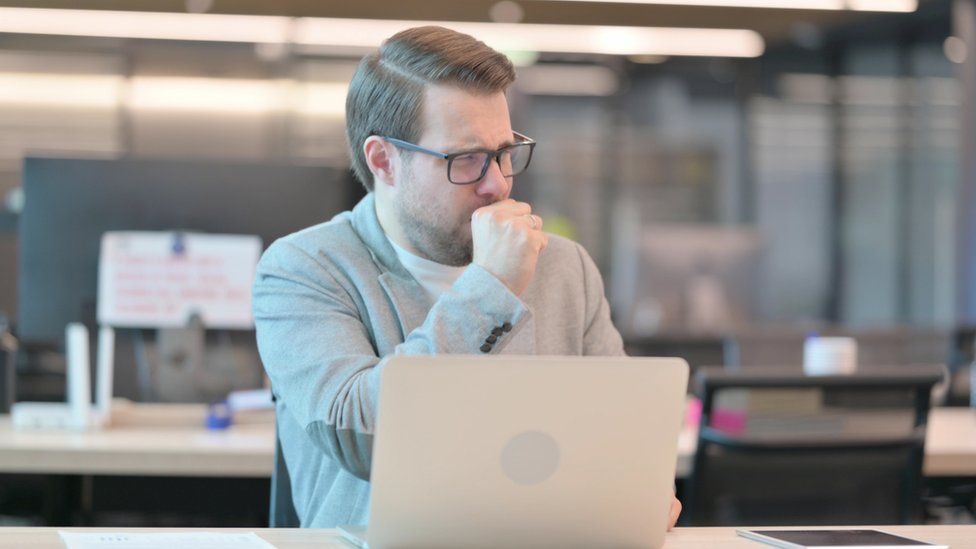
top-left (0, 0), bottom-right (974, 530)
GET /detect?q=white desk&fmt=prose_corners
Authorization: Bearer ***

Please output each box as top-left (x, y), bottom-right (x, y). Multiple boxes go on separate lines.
top-left (2, 525), bottom-right (973, 548)
top-left (0, 403), bottom-right (274, 477)
top-left (0, 404), bottom-right (973, 478)
top-left (921, 407), bottom-right (976, 476)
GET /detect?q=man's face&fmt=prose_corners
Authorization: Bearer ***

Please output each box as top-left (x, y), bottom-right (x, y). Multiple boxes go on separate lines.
top-left (392, 84), bottom-right (514, 267)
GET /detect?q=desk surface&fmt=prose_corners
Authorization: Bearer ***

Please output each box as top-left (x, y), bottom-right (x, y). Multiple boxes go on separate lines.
top-left (2, 526), bottom-right (974, 548)
top-left (0, 403), bottom-right (274, 477)
top-left (0, 404), bottom-right (973, 478)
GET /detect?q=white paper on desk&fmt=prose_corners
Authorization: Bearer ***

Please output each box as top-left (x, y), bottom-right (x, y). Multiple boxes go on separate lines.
top-left (59, 531), bottom-right (277, 549)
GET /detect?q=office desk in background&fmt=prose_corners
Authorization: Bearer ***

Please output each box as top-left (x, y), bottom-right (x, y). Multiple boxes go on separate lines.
top-left (0, 403), bottom-right (276, 526)
top-left (0, 403), bottom-right (274, 477)
top-left (0, 525), bottom-right (973, 548)
top-left (0, 403), bottom-right (973, 479)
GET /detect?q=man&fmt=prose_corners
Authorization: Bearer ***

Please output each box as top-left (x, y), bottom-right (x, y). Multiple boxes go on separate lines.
top-left (253, 25), bottom-right (681, 530)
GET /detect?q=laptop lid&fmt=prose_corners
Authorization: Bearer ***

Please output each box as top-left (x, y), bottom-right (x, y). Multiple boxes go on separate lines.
top-left (366, 355), bottom-right (689, 549)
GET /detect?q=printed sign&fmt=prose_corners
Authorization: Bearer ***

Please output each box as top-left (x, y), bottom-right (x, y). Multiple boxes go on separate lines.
top-left (97, 231), bottom-right (262, 329)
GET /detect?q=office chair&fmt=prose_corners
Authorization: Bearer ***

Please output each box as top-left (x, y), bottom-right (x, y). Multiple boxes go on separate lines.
top-left (947, 327), bottom-right (974, 406)
top-left (0, 315), bottom-right (17, 413)
top-left (624, 335), bottom-right (725, 382)
top-left (269, 392), bottom-right (301, 528)
top-left (683, 366), bottom-right (943, 526)
top-left (723, 329), bottom-right (806, 370)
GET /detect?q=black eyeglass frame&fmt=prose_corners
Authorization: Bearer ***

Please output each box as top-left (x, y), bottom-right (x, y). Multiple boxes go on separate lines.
top-left (381, 131), bottom-right (536, 185)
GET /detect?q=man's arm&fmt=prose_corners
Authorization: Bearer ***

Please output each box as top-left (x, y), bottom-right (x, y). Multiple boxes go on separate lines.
top-left (575, 243), bottom-right (626, 357)
top-left (253, 239), bottom-right (530, 481)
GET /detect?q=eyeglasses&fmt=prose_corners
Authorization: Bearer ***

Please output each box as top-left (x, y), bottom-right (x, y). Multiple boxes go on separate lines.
top-left (382, 131), bottom-right (536, 185)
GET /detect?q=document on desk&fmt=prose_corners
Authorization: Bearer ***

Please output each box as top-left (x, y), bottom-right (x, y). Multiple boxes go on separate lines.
top-left (58, 531), bottom-right (277, 549)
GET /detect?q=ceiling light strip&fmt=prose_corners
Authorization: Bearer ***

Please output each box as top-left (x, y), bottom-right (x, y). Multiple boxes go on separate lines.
top-left (0, 7), bottom-right (765, 58)
top-left (295, 18), bottom-right (765, 57)
top-left (523, 0), bottom-right (917, 12)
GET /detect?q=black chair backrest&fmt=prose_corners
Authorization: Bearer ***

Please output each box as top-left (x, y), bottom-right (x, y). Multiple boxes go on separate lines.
top-left (0, 320), bottom-right (16, 414)
top-left (624, 335), bottom-right (725, 384)
top-left (950, 327), bottom-right (976, 368)
top-left (947, 327), bottom-right (975, 406)
top-left (684, 366), bottom-right (943, 526)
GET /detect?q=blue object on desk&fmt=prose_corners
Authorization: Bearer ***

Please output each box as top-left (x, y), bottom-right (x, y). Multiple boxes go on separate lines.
top-left (206, 401), bottom-right (233, 430)
top-left (171, 232), bottom-right (187, 256)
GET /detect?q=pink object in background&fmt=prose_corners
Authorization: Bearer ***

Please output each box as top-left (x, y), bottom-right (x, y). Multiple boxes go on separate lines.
top-left (686, 397), bottom-right (703, 427)
top-left (685, 397), bottom-right (748, 434)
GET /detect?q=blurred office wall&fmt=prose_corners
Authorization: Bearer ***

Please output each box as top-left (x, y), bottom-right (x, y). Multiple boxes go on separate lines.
top-left (0, 1), bottom-right (966, 334)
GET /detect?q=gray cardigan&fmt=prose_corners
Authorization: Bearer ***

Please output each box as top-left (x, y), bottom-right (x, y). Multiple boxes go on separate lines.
top-left (253, 193), bottom-right (624, 527)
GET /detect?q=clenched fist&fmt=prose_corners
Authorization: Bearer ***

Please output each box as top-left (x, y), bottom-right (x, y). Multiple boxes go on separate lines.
top-left (471, 199), bottom-right (548, 296)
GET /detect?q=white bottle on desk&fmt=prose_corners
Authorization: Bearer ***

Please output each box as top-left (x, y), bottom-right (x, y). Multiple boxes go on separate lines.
top-left (66, 323), bottom-right (92, 429)
top-left (804, 336), bottom-right (858, 376)
top-left (11, 323), bottom-right (94, 430)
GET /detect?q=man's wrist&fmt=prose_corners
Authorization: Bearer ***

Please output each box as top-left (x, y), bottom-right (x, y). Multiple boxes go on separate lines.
top-left (469, 261), bottom-right (519, 296)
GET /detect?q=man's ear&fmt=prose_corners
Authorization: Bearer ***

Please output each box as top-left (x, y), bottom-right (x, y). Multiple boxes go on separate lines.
top-left (363, 136), bottom-right (398, 189)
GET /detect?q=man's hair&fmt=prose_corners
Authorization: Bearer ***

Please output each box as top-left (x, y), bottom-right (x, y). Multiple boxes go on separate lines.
top-left (345, 26), bottom-right (516, 191)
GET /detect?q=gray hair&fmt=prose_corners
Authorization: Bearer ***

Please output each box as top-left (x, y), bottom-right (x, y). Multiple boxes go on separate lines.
top-left (345, 26), bottom-right (516, 191)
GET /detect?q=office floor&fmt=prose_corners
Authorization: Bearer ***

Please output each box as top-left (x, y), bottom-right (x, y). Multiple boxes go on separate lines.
top-left (925, 477), bottom-right (976, 525)
top-left (0, 475), bottom-right (966, 528)
top-left (0, 474), bottom-right (269, 527)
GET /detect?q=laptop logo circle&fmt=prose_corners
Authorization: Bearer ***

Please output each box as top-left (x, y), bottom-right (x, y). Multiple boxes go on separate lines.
top-left (500, 431), bottom-right (561, 485)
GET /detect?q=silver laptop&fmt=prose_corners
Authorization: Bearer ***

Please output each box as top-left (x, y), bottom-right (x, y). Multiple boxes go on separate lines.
top-left (339, 355), bottom-right (688, 549)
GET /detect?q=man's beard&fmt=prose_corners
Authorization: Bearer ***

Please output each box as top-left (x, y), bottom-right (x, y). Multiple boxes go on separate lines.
top-left (395, 191), bottom-right (489, 267)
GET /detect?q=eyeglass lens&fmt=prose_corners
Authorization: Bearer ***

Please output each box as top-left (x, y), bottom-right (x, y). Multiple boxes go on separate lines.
top-left (449, 143), bottom-right (532, 184)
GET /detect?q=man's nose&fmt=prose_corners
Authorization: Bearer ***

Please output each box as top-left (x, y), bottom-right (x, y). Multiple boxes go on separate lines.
top-left (474, 158), bottom-right (510, 200)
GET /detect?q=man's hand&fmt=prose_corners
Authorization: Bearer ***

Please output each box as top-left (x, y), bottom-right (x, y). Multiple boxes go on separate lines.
top-left (668, 494), bottom-right (682, 531)
top-left (471, 199), bottom-right (548, 296)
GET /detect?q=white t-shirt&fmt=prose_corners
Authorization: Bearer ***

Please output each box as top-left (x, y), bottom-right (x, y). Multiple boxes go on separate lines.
top-left (386, 236), bottom-right (466, 303)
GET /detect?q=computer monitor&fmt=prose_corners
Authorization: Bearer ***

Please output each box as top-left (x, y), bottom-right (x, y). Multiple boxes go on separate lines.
top-left (17, 155), bottom-right (364, 401)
